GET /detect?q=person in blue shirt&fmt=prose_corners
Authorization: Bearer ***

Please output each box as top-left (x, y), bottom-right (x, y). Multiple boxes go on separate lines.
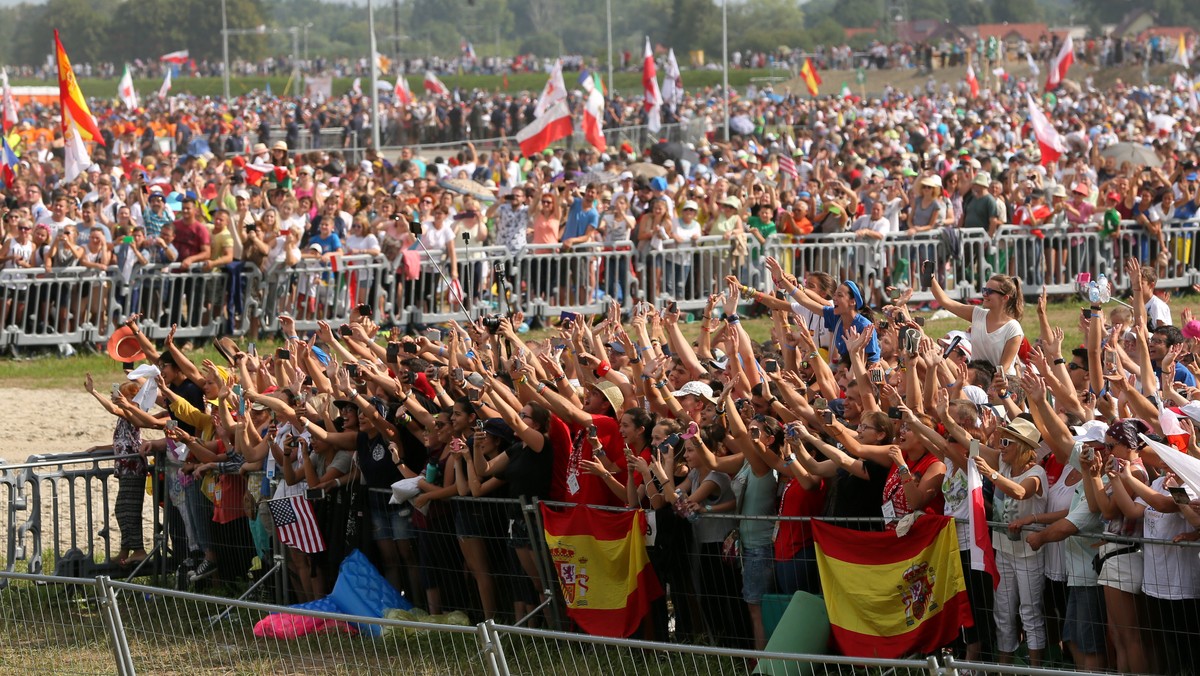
top-left (1150, 324), bottom-right (1196, 387)
top-left (561, 184), bottom-right (599, 249)
top-left (765, 261), bottom-right (880, 365)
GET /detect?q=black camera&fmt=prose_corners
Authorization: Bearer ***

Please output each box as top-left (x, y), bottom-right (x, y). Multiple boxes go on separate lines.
top-left (481, 315), bottom-right (503, 334)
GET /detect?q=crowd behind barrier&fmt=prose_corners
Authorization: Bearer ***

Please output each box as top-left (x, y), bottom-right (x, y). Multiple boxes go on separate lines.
top-left (2, 221), bottom-right (1198, 354)
top-left (2, 447), bottom-right (1199, 673)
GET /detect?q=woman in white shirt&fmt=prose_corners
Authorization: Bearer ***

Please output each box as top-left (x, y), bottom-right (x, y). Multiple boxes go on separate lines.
top-left (931, 273), bottom-right (1025, 373)
top-left (665, 200), bottom-right (703, 299)
top-left (419, 207), bottom-right (458, 311)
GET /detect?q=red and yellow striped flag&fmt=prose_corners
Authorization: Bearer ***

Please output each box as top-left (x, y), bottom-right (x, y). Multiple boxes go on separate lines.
top-left (54, 30), bottom-right (103, 143)
top-left (800, 58), bottom-right (822, 97)
top-left (814, 515), bottom-right (971, 658)
top-left (541, 505), bottom-right (662, 638)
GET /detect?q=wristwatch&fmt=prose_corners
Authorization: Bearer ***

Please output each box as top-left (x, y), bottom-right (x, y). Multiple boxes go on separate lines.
top-left (990, 471), bottom-right (1000, 482)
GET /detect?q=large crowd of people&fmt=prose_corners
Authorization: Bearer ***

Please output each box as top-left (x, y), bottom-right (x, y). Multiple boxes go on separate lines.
top-left (4, 60), bottom-right (1200, 672)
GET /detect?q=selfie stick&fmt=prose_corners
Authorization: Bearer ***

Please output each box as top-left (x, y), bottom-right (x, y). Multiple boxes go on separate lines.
top-left (410, 220), bottom-right (472, 320)
top-left (461, 230), bottom-right (473, 311)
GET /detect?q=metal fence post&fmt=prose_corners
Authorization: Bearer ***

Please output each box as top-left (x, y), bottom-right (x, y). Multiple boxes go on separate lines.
top-left (521, 497), bottom-right (564, 629)
top-left (483, 619), bottom-right (512, 676)
top-left (96, 575), bottom-right (137, 676)
top-left (927, 654), bottom-right (945, 676)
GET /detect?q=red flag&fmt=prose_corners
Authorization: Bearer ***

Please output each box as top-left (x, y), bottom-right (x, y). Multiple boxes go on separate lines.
top-left (779, 153), bottom-right (798, 182)
top-left (541, 504), bottom-right (662, 638)
top-left (642, 37), bottom-right (662, 132)
top-left (583, 86), bottom-right (606, 153)
top-left (1026, 92), bottom-right (1066, 166)
top-left (394, 76), bottom-right (413, 106)
top-left (966, 64), bottom-right (980, 98)
top-left (1045, 35), bottom-right (1074, 91)
top-left (516, 99), bottom-right (573, 157)
top-left (424, 71), bottom-right (449, 97)
top-left (268, 495), bottom-right (326, 554)
top-left (243, 161), bottom-right (276, 186)
top-left (160, 50), bottom-right (190, 65)
top-left (967, 461), bottom-right (1000, 589)
top-left (800, 59), bottom-right (822, 97)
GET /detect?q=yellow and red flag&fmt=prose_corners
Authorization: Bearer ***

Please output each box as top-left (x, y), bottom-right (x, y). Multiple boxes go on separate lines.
top-left (800, 58), bottom-right (822, 97)
top-left (813, 515), bottom-right (971, 658)
top-left (541, 504), bottom-right (662, 638)
top-left (54, 29), bottom-right (103, 143)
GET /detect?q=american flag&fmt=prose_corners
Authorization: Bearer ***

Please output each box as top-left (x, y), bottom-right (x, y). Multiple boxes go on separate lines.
top-left (268, 495), bottom-right (326, 553)
top-left (778, 154), bottom-right (798, 183)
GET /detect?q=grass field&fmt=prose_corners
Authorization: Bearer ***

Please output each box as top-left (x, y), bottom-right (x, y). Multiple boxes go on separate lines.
top-left (0, 296), bottom-right (1122, 390)
top-left (11, 67), bottom-right (795, 101)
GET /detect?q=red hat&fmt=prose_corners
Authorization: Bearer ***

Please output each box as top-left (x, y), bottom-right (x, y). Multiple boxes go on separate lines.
top-left (106, 325), bottom-right (145, 363)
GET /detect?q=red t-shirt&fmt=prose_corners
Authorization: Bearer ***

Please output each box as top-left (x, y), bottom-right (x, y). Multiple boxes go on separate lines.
top-left (173, 218), bottom-right (211, 261)
top-left (549, 413), bottom-right (627, 507)
top-left (774, 477), bottom-right (827, 562)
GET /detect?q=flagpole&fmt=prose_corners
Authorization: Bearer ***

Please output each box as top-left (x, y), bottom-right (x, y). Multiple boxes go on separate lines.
top-left (605, 0), bottom-right (614, 96)
top-left (368, 0), bottom-right (381, 150)
top-left (722, 0), bottom-right (729, 141)
top-left (221, 0), bottom-right (231, 103)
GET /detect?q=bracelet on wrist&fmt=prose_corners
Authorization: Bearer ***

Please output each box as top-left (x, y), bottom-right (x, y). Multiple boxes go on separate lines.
top-left (629, 357), bottom-right (641, 364)
top-left (594, 361), bottom-right (611, 378)
top-left (535, 381), bottom-right (548, 394)
top-left (654, 380), bottom-right (667, 389)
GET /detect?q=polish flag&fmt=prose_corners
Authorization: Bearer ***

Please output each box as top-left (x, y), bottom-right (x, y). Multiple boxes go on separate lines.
top-left (160, 50), bottom-right (189, 64)
top-left (967, 460), bottom-right (1000, 590)
top-left (642, 37), bottom-right (662, 134)
top-left (516, 99), bottom-right (573, 157)
top-left (534, 59), bottom-right (566, 118)
top-left (424, 71), bottom-right (449, 97)
top-left (394, 76), bottom-right (413, 106)
top-left (583, 82), bottom-right (606, 153)
top-left (965, 64), bottom-right (979, 98)
top-left (157, 68), bottom-right (172, 99)
top-left (1026, 92), bottom-right (1067, 167)
top-left (243, 161), bottom-right (278, 186)
top-left (1045, 35), bottom-right (1074, 91)
top-left (0, 69), bottom-right (18, 133)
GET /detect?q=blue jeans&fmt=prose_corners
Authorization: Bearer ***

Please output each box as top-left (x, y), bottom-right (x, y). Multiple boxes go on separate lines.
top-left (604, 256), bottom-right (629, 302)
top-left (183, 479), bottom-right (213, 555)
top-left (775, 544), bottom-right (821, 596)
top-left (663, 260), bottom-right (691, 299)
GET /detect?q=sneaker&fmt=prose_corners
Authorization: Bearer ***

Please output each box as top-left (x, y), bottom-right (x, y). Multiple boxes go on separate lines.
top-left (189, 559), bottom-right (217, 582)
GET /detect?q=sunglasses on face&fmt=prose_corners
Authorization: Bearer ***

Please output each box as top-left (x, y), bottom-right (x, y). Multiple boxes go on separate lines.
top-left (1068, 362), bottom-right (1086, 371)
top-left (999, 437), bottom-right (1019, 448)
top-left (981, 287), bottom-right (1003, 297)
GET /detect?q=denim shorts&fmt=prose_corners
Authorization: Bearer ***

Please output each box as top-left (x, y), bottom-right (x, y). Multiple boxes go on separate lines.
top-left (741, 544), bottom-right (776, 604)
top-left (368, 491), bottom-right (414, 541)
top-left (1063, 585), bottom-right (1106, 656)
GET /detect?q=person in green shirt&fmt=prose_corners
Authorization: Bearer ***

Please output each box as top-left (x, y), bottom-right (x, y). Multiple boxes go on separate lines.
top-left (746, 203), bottom-right (778, 244)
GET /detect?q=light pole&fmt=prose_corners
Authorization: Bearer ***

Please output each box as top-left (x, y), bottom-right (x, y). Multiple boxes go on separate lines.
top-left (606, 0), bottom-right (614, 95)
top-left (722, 0), bottom-right (730, 141)
top-left (221, 0), bottom-right (230, 102)
top-left (368, 0), bottom-right (381, 151)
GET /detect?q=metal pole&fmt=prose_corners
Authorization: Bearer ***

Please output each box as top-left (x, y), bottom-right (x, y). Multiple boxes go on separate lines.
top-left (606, 0), bottom-right (614, 95)
top-left (368, 0), bottom-right (381, 151)
top-left (291, 28), bottom-right (301, 96)
top-left (221, 0), bottom-right (231, 103)
top-left (722, 0), bottom-right (730, 141)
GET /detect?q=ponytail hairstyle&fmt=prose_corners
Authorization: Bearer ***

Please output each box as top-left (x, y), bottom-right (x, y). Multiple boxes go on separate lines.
top-left (989, 274), bottom-right (1024, 320)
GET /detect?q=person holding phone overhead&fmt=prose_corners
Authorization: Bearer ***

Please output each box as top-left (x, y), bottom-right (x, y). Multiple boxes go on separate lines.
top-left (929, 270), bottom-right (1025, 373)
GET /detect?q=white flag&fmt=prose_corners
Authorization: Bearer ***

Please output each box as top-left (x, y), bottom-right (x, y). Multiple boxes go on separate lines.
top-left (661, 48), bottom-right (683, 107)
top-left (534, 59), bottom-right (566, 118)
top-left (157, 68), bottom-right (172, 99)
top-left (63, 123), bottom-right (92, 184)
top-left (1026, 52), bottom-right (1040, 77)
top-left (118, 65), bottom-right (138, 110)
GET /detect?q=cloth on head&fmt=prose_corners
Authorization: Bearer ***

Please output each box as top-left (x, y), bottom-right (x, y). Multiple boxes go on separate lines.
top-left (843, 280), bottom-right (864, 310)
top-left (1107, 419), bottom-right (1149, 449)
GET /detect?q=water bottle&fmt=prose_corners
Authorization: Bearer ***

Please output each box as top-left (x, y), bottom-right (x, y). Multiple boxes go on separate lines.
top-left (424, 461), bottom-right (439, 484)
top-left (1087, 280), bottom-right (1101, 303)
top-left (944, 263), bottom-right (955, 293)
top-left (1097, 273), bottom-right (1110, 303)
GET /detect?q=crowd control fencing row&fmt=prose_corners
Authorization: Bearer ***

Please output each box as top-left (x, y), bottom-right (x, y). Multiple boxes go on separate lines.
top-left (4, 221), bottom-right (1200, 354)
top-left (0, 450), bottom-right (1193, 674)
top-left (3, 569), bottom-right (1092, 676)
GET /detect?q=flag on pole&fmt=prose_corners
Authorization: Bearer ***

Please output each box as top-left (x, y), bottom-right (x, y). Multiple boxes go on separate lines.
top-left (158, 68), bottom-right (172, 99)
top-left (424, 71), bottom-right (449, 97)
top-left (965, 64), bottom-right (980, 98)
top-left (0, 136), bottom-right (18, 189)
top-left (1026, 52), bottom-right (1041, 78)
top-left (268, 495), bottom-right (326, 554)
top-left (1045, 35), bottom-right (1074, 91)
top-left (814, 515), bottom-right (972, 658)
top-left (516, 98), bottom-right (573, 157)
top-left (0, 69), bottom-right (18, 133)
top-left (583, 82), bottom-right (607, 153)
top-left (778, 152), bottom-right (798, 183)
top-left (351, 77), bottom-right (362, 96)
top-left (642, 37), bottom-right (662, 134)
top-left (800, 58), bottom-right (822, 96)
top-left (159, 50), bottom-right (189, 65)
top-left (541, 504), bottom-right (662, 638)
top-left (394, 76), bottom-right (413, 106)
top-left (534, 59), bottom-right (566, 118)
top-left (1026, 92), bottom-right (1066, 166)
top-left (55, 30), bottom-right (103, 183)
top-left (966, 460), bottom-right (1000, 589)
top-left (374, 52), bottom-right (391, 76)
top-left (118, 64), bottom-right (139, 110)
top-left (839, 82), bottom-right (852, 99)
top-left (661, 48), bottom-right (683, 107)
top-left (1172, 37), bottom-right (1190, 69)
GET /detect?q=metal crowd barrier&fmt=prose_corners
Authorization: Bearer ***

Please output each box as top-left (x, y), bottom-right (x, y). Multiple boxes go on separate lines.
top-left (256, 253), bottom-right (389, 335)
top-left (0, 267), bottom-right (107, 351)
top-left (638, 234), bottom-right (764, 313)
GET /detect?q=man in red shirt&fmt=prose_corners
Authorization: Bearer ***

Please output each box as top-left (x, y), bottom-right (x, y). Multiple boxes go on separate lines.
top-left (174, 197), bottom-right (211, 265)
top-left (536, 378), bottom-right (628, 507)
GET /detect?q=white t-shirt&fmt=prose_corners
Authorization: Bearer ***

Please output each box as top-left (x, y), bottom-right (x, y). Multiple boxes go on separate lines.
top-left (970, 306), bottom-right (1024, 371)
top-left (1146, 295), bottom-right (1172, 327)
top-left (344, 233), bottom-right (380, 254)
top-left (1137, 477), bottom-right (1199, 600)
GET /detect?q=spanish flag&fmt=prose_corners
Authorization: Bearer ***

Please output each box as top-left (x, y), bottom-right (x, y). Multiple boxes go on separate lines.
top-left (541, 505), bottom-right (662, 638)
top-left (800, 58), bottom-right (822, 97)
top-left (814, 515), bottom-right (971, 659)
top-left (53, 30), bottom-right (103, 143)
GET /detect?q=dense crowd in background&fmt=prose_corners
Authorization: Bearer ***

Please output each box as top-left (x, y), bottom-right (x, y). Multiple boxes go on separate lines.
top-left (3, 57), bottom-right (1200, 671)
